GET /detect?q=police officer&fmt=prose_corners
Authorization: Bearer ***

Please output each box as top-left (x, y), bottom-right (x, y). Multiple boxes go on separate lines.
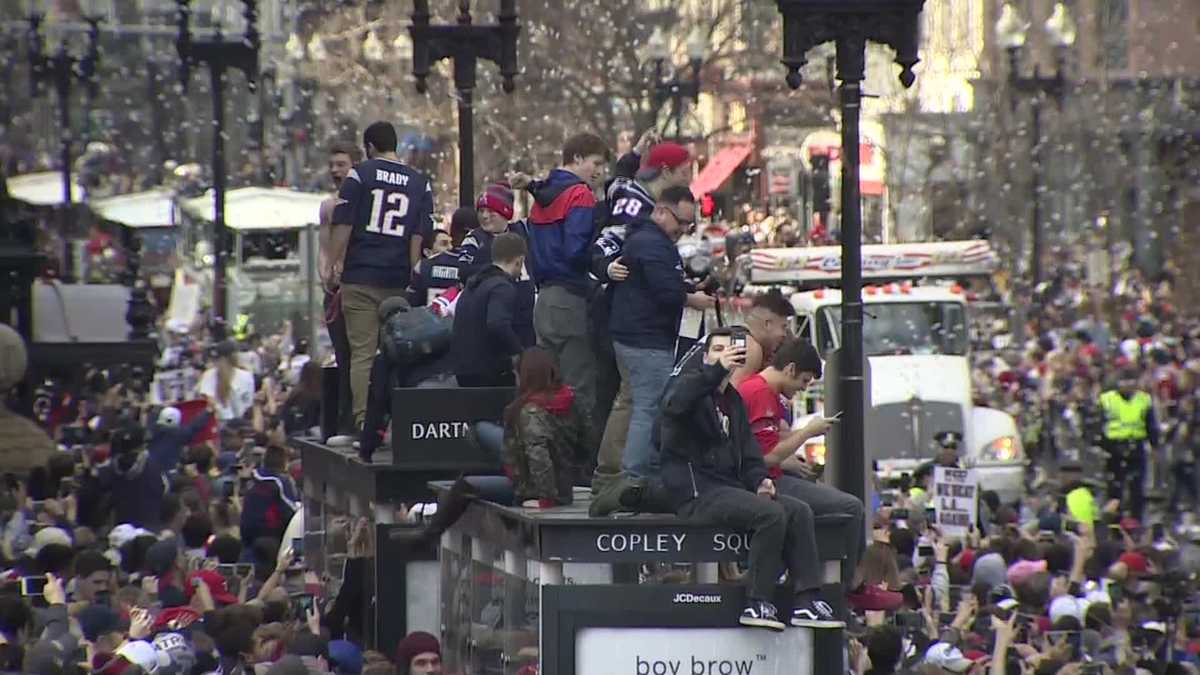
top-left (1099, 369), bottom-right (1158, 520)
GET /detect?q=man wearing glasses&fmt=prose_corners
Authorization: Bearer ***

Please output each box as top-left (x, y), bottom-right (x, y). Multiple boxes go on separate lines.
top-left (607, 186), bottom-right (714, 482)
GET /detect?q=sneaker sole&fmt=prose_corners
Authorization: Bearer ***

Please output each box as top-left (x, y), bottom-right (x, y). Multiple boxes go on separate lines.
top-left (790, 618), bottom-right (846, 629)
top-left (739, 617), bottom-right (786, 632)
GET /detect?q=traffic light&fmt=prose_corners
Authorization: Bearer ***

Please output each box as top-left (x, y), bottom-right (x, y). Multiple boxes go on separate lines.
top-left (811, 153), bottom-right (831, 215)
top-left (700, 193), bottom-right (715, 218)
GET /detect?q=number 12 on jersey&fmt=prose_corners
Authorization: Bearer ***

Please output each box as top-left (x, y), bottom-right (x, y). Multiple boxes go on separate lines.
top-left (366, 188), bottom-right (410, 237)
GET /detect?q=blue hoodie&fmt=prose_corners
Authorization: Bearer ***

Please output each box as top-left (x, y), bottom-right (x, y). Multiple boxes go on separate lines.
top-left (525, 169), bottom-right (596, 295)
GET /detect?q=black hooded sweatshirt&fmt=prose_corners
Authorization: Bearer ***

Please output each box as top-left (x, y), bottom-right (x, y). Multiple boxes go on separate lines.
top-left (450, 264), bottom-right (525, 380)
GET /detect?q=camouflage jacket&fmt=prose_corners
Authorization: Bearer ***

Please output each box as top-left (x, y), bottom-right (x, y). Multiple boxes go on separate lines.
top-left (503, 387), bottom-right (587, 505)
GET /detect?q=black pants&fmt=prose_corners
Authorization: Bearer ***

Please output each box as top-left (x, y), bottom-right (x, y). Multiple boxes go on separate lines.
top-left (456, 373), bottom-right (515, 388)
top-left (359, 352), bottom-right (397, 460)
top-left (1105, 440), bottom-right (1146, 520)
top-left (325, 290), bottom-right (354, 434)
top-left (776, 475), bottom-right (865, 585)
top-left (680, 486), bottom-right (821, 601)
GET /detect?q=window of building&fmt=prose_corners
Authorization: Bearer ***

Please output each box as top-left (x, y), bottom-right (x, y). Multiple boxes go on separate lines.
top-left (1096, 0), bottom-right (1130, 71)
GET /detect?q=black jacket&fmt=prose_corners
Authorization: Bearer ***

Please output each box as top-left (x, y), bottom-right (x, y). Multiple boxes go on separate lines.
top-left (451, 265), bottom-right (524, 379)
top-left (609, 220), bottom-right (688, 350)
top-left (658, 356), bottom-right (770, 510)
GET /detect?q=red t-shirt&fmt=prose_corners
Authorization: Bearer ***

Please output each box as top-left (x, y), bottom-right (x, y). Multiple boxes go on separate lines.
top-left (736, 373), bottom-right (787, 479)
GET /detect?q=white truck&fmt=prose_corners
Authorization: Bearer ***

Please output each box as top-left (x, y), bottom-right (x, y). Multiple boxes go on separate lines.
top-left (743, 240), bottom-right (1025, 502)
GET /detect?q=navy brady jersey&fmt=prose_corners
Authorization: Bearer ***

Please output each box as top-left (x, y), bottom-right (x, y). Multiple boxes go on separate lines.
top-left (333, 157), bottom-right (435, 288)
top-left (409, 251), bottom-right (462, 307)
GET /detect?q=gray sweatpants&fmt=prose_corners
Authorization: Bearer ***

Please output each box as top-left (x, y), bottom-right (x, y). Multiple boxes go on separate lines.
top-left (681, 486), bottom-right (821, 601)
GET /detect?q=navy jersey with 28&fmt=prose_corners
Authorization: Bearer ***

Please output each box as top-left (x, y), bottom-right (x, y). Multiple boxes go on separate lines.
top-left (333, 157), bottom-right (435, 288)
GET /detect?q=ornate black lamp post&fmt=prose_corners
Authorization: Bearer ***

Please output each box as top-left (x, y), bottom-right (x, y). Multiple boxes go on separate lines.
top-left (26, 9), bottom-right (102, 205)
top-left (996, 2), bottom-right (1076, 287)
top-left (773, 0), bottom-right (924, 503)
top-left (175, 0), bottom-right (261, 336)
top-left (409, 0), bottom-right (519, 207)
top-left (646, 27), bottom-right (706, 141)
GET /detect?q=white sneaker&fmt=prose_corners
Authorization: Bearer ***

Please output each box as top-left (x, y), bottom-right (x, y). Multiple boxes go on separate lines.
top-left (327, 435), bottom-right (355, 447)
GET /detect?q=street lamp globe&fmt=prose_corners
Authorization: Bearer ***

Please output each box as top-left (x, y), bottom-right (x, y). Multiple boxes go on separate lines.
top-left (363, 29), bottom-right (385, 63)
top-left (393, 33), bottom-right (413, 62)
top-left (1045, 3), bottom-right (1077, 48)
top-left (646, 27), bottom-right (669, 63)
top-left (686, 28), bottom-right (706, 63)
top-left (994, 3), bottom-right (1028, 49)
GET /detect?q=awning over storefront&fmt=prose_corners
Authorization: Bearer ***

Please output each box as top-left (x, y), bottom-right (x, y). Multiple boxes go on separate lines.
top-left (91, 189), bottom-right (177, 228)
top-left (181, 187), bottom-right (327, 231)
top-left (6, 172), bottom-right (84, 205)
top-left (690, 144), bottom-right (752, 197)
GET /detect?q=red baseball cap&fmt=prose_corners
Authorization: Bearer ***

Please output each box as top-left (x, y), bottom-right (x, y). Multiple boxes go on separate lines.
top-left (639, 142), bottom-right (690, 171)
top-left (186, 570), bottom-right (238, 606)
top-left (1119, 551), bottom-right (1150, 576)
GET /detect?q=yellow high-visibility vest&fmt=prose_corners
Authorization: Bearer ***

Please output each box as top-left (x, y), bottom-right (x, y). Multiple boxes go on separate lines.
top-left (1098, 390), bottom-right (1151, 441)
top-left (1066, 486), bottom-right (1097, 525)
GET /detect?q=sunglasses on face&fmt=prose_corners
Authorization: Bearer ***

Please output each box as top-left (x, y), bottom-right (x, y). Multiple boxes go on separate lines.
top-left (665, 208), bottom-right (696, 227)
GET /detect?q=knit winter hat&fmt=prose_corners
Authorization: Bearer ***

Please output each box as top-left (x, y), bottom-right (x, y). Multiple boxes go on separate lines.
top-left (395, 632), bottom-right (441, 671)
top-left (476, 182), bottom-right (514, 220)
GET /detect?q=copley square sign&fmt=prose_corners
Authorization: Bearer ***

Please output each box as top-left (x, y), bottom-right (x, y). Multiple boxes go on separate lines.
top-left (542, 525), bottom-right (754, 562)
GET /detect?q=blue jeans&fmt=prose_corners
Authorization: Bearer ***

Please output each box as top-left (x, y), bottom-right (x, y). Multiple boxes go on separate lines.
top-left (613, 341), bottom-right (674, 479)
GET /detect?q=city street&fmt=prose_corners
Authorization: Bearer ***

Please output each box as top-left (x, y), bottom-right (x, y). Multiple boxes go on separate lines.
top-left (2, 1), bottom-right (1200, 674)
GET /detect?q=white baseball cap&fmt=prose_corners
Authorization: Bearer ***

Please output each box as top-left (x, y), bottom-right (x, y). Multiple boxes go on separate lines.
top-left (158, 407), bottom-right (182, 427)
top-left (117, 640), bottom-right (168, 673)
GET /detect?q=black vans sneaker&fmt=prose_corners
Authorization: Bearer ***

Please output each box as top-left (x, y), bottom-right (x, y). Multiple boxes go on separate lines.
top-left (790, 598), bottom-right (845, 629)
top-left (739, 600), bottom-right (785, 632)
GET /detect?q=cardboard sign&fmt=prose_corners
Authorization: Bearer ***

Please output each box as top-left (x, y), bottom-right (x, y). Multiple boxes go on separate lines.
top-left (176, 399), bottom-right (217, 444)
top-left (933, 466), bottom-right (978, 538)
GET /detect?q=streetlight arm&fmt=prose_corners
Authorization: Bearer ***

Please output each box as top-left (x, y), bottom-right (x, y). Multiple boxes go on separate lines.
top-left (26, 14), bottom-right (47, 97)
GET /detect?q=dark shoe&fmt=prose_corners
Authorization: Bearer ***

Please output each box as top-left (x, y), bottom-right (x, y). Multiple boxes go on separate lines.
top-left (588, 477), bottom-right (643, 518)
top-left (790, 596), bottom-right (845, 629)
top-left (739, 600), bottom-right (785, 632)
top-left (419, 476), bottom-right (479, 541)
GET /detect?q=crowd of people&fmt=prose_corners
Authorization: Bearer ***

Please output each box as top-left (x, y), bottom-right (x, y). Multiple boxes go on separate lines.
top-left (3, 114), bottom-right (1199, 675)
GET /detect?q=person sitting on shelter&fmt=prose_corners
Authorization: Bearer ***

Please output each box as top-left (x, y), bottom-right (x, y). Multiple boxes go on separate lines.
top-left (659, 328), bottom-right (844, 631)
top-left (502, 347), bottom-right (589, 508)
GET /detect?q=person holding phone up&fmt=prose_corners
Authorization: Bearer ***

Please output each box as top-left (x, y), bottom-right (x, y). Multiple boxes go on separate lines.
top-left (659, 328), bottom-right (844, 631)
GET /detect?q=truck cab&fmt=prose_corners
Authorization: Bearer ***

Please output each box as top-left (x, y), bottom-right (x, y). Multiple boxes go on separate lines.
top-left (744, 240), bottom-right (1025, 503)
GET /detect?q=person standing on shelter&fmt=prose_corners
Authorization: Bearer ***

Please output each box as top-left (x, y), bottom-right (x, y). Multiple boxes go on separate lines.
top-left (606, 186), bottom-right (710, 483)
top-left (458, 181), bottom-right (516, 281)
top-left (592, 141), bottom-right (706, 494)
top-left (450, 233), bottom-right (529, 388)
top-left (461, 182), bottom-right (536, 347)
top-left (318, 141), bottom-right (361, 436)
top-left (523, 133), bottom-right (611, 439)
top-left (325, 121), bottom-right (435, 430)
